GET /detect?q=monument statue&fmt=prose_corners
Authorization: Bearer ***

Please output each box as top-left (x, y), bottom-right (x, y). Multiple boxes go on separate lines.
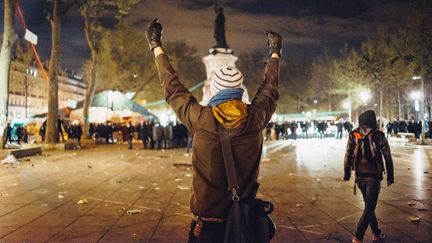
top-left (214, 5), bottom-right (228, 48)
top-left (201, 4), bottom-right (249, 105)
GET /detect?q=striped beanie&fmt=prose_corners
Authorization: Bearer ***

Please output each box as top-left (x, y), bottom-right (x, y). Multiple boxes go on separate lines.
top-left (210, 66), bottom-right (244, 97)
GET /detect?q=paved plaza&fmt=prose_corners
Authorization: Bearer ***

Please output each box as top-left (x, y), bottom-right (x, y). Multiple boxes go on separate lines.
top-left (0, 139), bottom-right (431, 242)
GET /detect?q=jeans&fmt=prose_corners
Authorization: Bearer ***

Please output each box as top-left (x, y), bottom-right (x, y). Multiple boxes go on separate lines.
top-left (187, 220), bottom-right (226, 243)
top-left (355, 176), bottom-right (382, 240)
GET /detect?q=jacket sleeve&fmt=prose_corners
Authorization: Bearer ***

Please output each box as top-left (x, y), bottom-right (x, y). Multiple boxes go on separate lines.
top-left (250, 58), bottom-right (280, 128)
top-left (155, 54), bottom-right (204, 132)
top-left (344, 132), bottom-right (355, 177)
top-left (380, 136), bottom-right (394, 182)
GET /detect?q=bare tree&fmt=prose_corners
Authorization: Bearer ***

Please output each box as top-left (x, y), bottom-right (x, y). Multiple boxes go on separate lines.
top-left (0, 0), bottom-right (18, 148)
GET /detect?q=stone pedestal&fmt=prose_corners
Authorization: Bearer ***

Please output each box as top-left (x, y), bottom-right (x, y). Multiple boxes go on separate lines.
top-left (201, 48), bottom-right (249, 105)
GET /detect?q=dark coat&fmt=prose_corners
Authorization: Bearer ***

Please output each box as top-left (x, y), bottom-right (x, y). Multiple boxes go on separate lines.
top-left (156, 54), bottom-right (279, 218)
top-left (344, 127), bottom-right (394, 183)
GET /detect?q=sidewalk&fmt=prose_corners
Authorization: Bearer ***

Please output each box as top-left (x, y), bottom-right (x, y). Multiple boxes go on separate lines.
top-left (0, 140), bottom-right (430, 242)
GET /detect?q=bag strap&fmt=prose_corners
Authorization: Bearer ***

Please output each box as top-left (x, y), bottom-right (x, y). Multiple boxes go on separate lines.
top-left (217, 123), bottom-right (240, 201)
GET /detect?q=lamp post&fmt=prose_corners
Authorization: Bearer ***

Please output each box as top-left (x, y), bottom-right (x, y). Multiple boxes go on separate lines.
top-left (413, 76), bottom-right (426, 144)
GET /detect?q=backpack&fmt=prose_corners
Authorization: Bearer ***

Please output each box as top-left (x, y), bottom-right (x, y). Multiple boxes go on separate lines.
top-left (353, 130), bottom-right (378, 165)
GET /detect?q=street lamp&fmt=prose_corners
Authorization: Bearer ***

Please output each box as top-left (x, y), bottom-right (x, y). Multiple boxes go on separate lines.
top-left (410, 90), bottom-right (424, 101)
top-left (342, 100), bottom-right (351, 110)
top-left (359, 91), bottom-right (371, 104)
top-left (412, 75), bottom-right (426, 144)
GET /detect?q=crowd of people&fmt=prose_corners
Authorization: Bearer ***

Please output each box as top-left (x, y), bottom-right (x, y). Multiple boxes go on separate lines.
top-left (264, 120), bottom-right (353, 140)
top-left (88, 121), bottom-right (191, 150)
top-left (385, 117), bottom-right (432, 138)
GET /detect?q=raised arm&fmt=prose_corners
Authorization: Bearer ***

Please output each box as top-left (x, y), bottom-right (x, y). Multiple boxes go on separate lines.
top-left (146, 19), bottom-right (203, 132)
top-left (250, 31), bottom-right (282, 127)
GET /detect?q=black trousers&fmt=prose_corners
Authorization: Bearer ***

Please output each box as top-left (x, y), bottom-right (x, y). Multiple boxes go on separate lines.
top-left (187, 220), bottom-right (226, 243)
top-left (355, 177), bottom-right (382, 240)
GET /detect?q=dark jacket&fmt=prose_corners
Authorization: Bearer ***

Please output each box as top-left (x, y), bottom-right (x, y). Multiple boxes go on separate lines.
top-left (156, 54), bottom-right (279, 218)
top-left (344, 127), bottom-right (394, 182)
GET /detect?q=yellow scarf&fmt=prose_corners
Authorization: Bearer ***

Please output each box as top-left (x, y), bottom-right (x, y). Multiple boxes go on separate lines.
top-left (212, 100), bottom-right (248, 129)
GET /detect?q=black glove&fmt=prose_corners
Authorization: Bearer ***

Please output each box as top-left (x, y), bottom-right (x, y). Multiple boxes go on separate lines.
top-left (343, 174), bottom-right (350, 181)
top-left (146, 18), bottom-right (163, 51)
top-left (265, 31), bottom-right (282, 58)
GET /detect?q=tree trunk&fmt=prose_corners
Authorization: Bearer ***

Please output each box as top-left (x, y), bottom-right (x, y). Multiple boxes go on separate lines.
top-left (82, 7), bottom-right (98, 138)
top-left (397, 90), bottom-right (402, 120)
top-left (46, 0), bottom-right (61, 144)
top-left (348, 91), bottom-right (352, 122)
top-left (0, 0), bottom-right (17, 148)
top-left (379, 88), bottom-right (383, 131)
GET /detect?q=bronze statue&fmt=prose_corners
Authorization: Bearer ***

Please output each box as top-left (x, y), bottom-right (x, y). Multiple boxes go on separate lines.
top-left (214, 5), bottom-right (228, 48)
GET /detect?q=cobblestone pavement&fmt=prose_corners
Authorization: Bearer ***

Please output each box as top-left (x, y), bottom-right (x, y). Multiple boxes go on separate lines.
top-left (0, 139), bottom-right (431, 242)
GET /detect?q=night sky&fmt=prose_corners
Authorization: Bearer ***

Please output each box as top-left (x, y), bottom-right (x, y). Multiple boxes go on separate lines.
top-left (1, 0), bottom-right (409, 70)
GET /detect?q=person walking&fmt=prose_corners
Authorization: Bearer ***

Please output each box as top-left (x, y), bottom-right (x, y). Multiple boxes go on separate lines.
top-left (126, 122), bottom-right (134, 150)
top-left (344, 110), bottom-right (394, 243)
top-left (146, 18), bottom-right (281, 242)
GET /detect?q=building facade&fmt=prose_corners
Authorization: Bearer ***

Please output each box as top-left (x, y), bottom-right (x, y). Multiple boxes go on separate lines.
top-left (8, 62), bottom-right (86, 120)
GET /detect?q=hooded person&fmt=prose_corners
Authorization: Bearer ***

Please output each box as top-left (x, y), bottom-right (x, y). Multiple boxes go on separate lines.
top-left (146, 18), bottom-right (281, 242)
top-left (344, 110), bottom-right (394, 243)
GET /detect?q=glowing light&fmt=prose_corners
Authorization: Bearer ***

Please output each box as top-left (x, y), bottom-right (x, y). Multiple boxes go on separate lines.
top-left (412, 76), bottom-right (421, 80)
top-left (342, 101), bottom-right (351, 110)
top-left (359, 91), bottom-right (371, 103)
top-left (410, 90), bottom-right (424, 100)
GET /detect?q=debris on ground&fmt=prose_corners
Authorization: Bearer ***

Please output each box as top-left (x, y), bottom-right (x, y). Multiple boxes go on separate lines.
top-left (154, 187), bottom-right (160, 190)
top-left (177, 185), bottom-right (190, 190)
top-left (296, 204), bottom-right (304, 207)
top-left (87, 165), bottom-right (92, 169)
top-left (77, 198), bottom-right (89, 204)
top-left (116, 180), bottom-right (123, 184)
top-left (408, 202), bottom-right (415, 206)
top-left (173, 163), bottom-right (192, 168)
top-left (174, 178), bottom-right (183, 182)
top-left (127, 209), bottom-right (142, 214)
top-left (58, 194), bottom-right (65, 199)
top-left (409, 216), bottom-right (421, 222)
top-left (138, 186), bottom-right (145, 190)
top-left (1, 155), bottom-right (20, 165)
top-left (185, 173), bottom-right (192, 177)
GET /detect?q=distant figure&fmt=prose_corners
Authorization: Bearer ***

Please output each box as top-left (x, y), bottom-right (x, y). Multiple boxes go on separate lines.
top-left (127, 122), bottom-right (134, 150)
top-left (40, 120), bottom-right (47, 142)
top-left (214, 5), bottom-right (228, 48)
top-left (336, 121), bottom-right (343, 139)
top-left (57, 118), bottom-right (65, 142)
top-left (16, 126), bottom-right (22, 144)
top-left (6, 123), bottom-right (13, 144)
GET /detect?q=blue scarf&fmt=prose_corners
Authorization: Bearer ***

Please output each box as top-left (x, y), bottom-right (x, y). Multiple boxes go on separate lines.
top-left (208, 88), bottom-right (244, 107)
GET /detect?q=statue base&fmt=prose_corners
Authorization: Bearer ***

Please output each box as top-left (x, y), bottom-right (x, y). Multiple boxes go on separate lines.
top-left (200, 48), bottom-right (249, 106)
